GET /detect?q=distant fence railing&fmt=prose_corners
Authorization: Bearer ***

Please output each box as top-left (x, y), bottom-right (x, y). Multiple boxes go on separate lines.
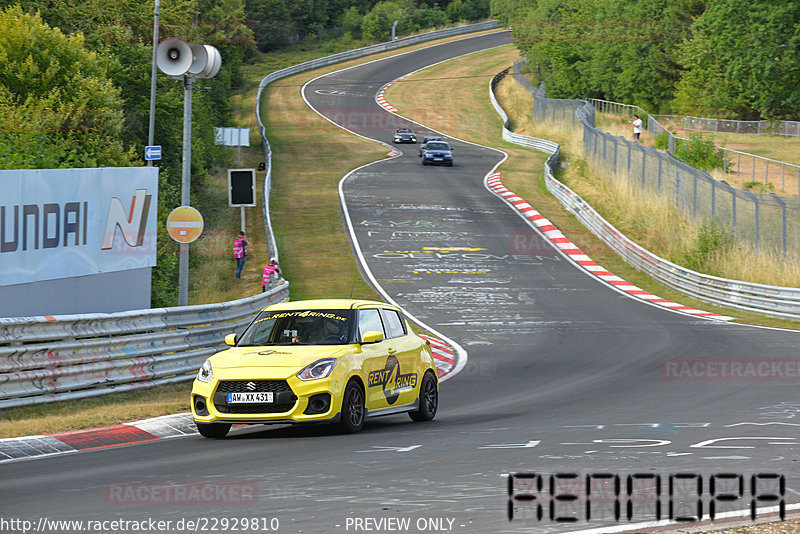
top-left (512, 60), bottom-right (800, 258)
top-left (0, 283), bottom-right (289, 409)
top-left (255, 21), bottom-right (501, 260)
top-left (590, 99), bottom-right (800, 196)
top-left (491, 70), bottom-right (800, 321)
top-left (653, 114), bottom-right (800, 138)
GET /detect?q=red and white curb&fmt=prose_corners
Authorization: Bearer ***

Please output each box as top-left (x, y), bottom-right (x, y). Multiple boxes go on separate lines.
top-left (376, 73), bottom-right (411, 114)
top-left (420, 335), bottom-right (456, 378)
top-left (486, 172), bottom-right (734, 321)
top-left (0, 413), bottom-right (198, 463)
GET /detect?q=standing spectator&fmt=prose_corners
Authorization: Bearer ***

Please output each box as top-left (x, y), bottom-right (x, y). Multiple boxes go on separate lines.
top-left (233, 231), bottom-right (248, 279)
top-left (631, 114), bottom-right (643, 142)
top-left (262, 257), bottom-right (282, 292)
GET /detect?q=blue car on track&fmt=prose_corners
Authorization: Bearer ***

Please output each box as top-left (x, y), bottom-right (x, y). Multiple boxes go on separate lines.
top-left (421, 141), bottom-right (454, 167)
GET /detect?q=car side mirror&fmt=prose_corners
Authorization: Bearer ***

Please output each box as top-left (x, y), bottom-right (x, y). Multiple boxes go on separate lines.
top-left (225, 333), bottom-right (237, 346)
top-left (361, 330), bottom-right (384, 344)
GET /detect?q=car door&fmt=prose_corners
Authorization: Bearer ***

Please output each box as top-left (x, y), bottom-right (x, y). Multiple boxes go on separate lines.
top-left (378, 308), bottom-right (421, 407)
top-left (356, 308), bottom-right (393, 409)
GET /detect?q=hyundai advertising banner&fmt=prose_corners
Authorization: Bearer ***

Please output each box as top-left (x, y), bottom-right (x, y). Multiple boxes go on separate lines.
top-left (0, 167), bottom-right (158, 286)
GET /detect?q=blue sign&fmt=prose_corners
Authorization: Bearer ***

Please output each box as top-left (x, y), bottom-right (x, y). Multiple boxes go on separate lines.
top-left (145, 145), bottom-right (162, 161)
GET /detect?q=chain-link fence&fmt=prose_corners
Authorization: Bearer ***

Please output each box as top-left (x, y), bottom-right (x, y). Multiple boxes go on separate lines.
top-left (653, 114), bottom-right (800, 138)
top-left (513, 60), bottom-right (800, 259)
top-left (590, 99), bottom-right (800, 196)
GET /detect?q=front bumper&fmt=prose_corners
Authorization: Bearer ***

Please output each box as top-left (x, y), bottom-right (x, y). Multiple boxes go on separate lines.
top-left (423, 154), bottom-right (453, 165)
top-left (191, 370), bottom-right (345, 424)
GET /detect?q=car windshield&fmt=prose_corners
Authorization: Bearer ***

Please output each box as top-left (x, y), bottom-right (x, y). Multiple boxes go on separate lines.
top-left (237, 310), bottom-right (354, 346)
top-left (425, 142), bottom-right (449, 150)
top-left (396, 128), bottom-right (412, 133)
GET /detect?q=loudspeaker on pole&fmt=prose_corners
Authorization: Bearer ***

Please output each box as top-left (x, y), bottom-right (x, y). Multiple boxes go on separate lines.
top-left (156, 38), bottom-right (192, 77)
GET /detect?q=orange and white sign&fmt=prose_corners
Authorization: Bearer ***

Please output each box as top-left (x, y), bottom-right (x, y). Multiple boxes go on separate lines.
top-left (167, 206), bottom-right (203, 243)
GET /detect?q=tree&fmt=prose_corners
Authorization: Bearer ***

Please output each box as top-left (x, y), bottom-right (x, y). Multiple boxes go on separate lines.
top-left (673, 0), bottom-right (800, 118)
top-left (0, 5), bottom-right (133, 168)
top-left (341, 6), bottom-right (363, 38)
top-left (498, 0), bottom-right (702, 112)
top-left (362, 1), bottom-right (405, 41)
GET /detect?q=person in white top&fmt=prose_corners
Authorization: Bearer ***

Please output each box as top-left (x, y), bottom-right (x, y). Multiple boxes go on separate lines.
top-left (631, 114), bottom-right (643, 142)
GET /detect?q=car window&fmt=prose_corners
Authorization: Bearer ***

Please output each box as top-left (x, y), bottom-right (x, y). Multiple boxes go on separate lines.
top-left (425, 142), bottom-right (448, 150)
top-left (237, 310), bottom-right (353, 346)
top-left (358, 309), bottom-right (385, 340)
top-left (379, 309), bottom-right (406, 339)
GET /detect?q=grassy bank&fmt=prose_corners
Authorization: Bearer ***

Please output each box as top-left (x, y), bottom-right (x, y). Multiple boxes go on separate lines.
top-left (529, 107), bottom-right (800, 290)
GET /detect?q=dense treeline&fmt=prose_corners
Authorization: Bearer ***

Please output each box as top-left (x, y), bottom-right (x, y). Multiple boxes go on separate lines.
top-left (491, 0), bottom-right (800, 118)
top-left (246, 0), bottom-right (490, 50)
top-left (0, 0), bottom-right (489, 306)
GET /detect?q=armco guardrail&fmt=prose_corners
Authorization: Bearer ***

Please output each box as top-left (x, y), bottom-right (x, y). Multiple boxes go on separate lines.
top-left (0, 283), bottom-right (289, 409)
top-left (255, 21), bottom-right (501, 260)
top-left (491, 69), bottom-right (800, 321)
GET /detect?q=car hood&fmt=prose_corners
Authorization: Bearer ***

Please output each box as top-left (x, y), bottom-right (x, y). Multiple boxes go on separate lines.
top-left (210, 345), bottom-right (354, 369)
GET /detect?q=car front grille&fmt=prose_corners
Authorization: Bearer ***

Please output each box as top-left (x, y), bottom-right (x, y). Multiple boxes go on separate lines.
top-left (214, 380), bottom-right (297, 414)
top-left (216, 380), bottom-right (293, 393)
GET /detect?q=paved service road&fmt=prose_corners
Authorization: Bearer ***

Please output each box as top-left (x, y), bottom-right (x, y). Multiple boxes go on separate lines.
top-left (2, 31), bottom-right (798, 534)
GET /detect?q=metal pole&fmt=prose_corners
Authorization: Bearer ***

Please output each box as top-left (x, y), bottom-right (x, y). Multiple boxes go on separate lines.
top-left (238, 128), bottom-right (245, 233)
top-left (147, 0), bottom-right (160, 167)
top-left (178, 74), bottom-right (193, 307)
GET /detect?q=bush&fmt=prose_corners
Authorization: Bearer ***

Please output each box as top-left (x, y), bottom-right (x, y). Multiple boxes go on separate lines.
top-left (743, 181), bottom-right (774, 193)
top-left (654, 131), bottom-right (670, 150)
top-left (683, 219), bottom-right (733, 273)
top-left (673, 132), bottom-right (730, 172)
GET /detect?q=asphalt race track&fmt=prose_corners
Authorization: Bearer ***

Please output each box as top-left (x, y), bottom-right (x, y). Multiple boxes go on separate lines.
top-left (2, 31), bottom-right (798, 534)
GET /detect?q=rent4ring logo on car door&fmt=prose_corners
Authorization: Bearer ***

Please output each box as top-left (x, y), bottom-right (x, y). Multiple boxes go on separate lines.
top-left (368, 355), bottom-right (417, 405)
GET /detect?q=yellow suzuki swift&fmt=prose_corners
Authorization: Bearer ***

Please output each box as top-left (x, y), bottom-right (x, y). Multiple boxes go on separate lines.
top-left (191, 299), bottom-right (438, 438)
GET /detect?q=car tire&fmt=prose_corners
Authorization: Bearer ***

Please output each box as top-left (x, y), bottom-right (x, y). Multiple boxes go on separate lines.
top-left (422, 160), bottom-right (427, 166)
top-left (196, 422), bottom-right (231, 438)
top-left (338, 381), bottom-right (365, 433)
top-left (409, 372), bottom-right (438, 422)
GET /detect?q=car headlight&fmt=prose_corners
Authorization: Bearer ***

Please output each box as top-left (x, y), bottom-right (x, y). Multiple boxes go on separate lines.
top-left (297, 358), bottom-right (338, 381)
top-left (197, 360), bottom-right (213, 383)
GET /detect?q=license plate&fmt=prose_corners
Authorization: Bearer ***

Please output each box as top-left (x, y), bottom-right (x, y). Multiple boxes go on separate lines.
top-left (227, 392), bottom-right (273, 403)
top-left (433, 157), bottom-right (443, 161)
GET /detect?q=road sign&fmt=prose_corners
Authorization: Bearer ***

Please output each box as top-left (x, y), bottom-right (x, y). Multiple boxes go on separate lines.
top-left (166, 206), bottom-right (203, 243)
top-left (228, 168), bottom-right (256, 207)
top-left (214, 128), bottom-right (250, 147)
top-left (145, 145), bottom-right (162, 160)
